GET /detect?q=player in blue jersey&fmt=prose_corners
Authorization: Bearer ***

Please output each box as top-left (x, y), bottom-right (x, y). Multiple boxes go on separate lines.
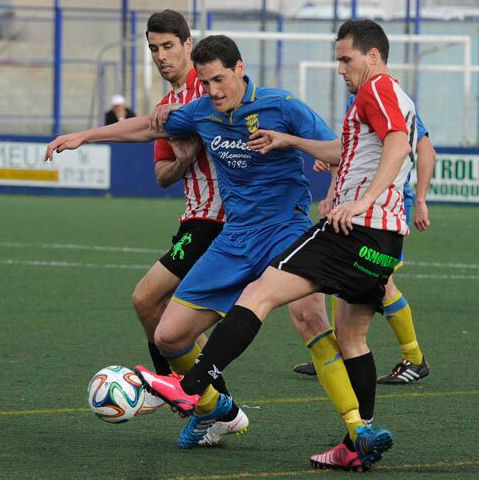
top-left (45, 35), bottom-right (349, 451)
top-left (290, 97), bottom-right (436, 383)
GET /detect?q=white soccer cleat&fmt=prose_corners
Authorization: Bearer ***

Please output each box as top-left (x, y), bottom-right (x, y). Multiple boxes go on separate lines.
top-left (198, 407), bottom-right (249, 446)
top-left (137, 390), bottom-right (166, 415)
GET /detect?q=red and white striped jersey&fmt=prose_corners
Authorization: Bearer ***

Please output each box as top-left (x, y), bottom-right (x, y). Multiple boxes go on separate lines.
top-left (154, 68), bottom-right (225, 223)
top-left (334, 73), bottom-right (417, 235)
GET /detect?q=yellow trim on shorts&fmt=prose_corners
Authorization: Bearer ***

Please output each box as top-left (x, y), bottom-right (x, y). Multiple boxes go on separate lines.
top-left (394, 260), bottom-right (404, 272)
top-left (171, 296), bottom-right (227, 318)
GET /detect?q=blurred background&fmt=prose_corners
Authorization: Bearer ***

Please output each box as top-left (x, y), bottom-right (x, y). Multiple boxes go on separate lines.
top-left (0, 0), bottom-right (478, 201)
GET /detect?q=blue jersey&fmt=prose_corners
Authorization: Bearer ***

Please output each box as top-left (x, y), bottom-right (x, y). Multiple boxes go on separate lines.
top-left (346, 94), bottom-right (428, 207)
top-left (165, 77), bottom-right (337, 231)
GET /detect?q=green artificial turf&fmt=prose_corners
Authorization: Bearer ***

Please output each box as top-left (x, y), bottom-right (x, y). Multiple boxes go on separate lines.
top-left (1, 195), bottom-right (478, 480)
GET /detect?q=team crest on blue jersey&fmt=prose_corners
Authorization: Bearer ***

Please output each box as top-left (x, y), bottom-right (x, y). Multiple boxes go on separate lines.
top-left (245, 113), bottom-right (259, 133)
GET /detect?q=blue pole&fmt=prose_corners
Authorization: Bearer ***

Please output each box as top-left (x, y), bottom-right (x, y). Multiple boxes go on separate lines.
top-left (130, 10), bottom-right (137, 114)
top-left (351, 0), bottom-right (358, 19)
top-left (53, 0), bottom-right (62, 136)
top-left (192, 0), bottom-right (197, 29)
top-left (414, 0), bottom-right (421, 35)
top-left (275, 14), bottom-right (284, 88)
top-left (331, 0), bottom-right (339, 128)
top-left (207, 11), bottom-right (213, 30)
top-left (121, 0), bottom-right (128, 97)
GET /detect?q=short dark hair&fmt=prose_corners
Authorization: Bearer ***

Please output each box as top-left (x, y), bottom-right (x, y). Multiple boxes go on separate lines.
top-left (337, 19), bottom-right (389, 63)
top-left (146, 10), bottom-right (190, 44)
top-left (192, 35), bottom-right (242, 69)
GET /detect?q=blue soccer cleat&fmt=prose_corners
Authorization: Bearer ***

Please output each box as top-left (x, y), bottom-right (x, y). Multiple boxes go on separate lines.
top-left (177, 393), bottom-right (233, 449)
top-left (354, 426), bottom-right (393, 468)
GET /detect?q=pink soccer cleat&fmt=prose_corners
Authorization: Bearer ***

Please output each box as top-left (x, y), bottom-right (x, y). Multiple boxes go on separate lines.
top-left (310, 443), bottom-right (365, 472)
top-left (134, 365), bottom-right (200, 416)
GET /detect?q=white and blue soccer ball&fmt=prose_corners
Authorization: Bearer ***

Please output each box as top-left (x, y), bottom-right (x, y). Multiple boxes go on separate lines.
top-left (87, 365), bottom-right (145, 423)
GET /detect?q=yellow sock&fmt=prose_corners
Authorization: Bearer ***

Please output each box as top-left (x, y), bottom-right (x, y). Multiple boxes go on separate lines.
top-left (307, 329), bottom-right (363, 441)
top-left (383, 292), bottom-right (423, 365)
top-left (167, 343), bottom-right (202, 374)
top-left (343, 410), bottom-right (364, 443)
top-left (331, 296), bottom-right (338, 331)
top-left (196, 385), bottom-right (220, 415)
top-left (166, 344), bottom-right (221, 416)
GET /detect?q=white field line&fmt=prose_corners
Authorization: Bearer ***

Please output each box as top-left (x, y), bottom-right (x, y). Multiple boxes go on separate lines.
top-left (0, 241), bottom-right (478, 276)
top-left (406, 260), bottom-right (479, 270)
top-left (0, 241), bottom-right (163, 254)
top-left (1, 259), bottom-right (150, 270)
top-left (1, 258), bottom-right (478, 280)
top-left (398, 273), bottom-right (478, 280)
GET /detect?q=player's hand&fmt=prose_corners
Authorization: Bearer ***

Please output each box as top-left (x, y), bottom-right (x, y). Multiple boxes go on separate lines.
top-left (313, 159), bottom-right (330, 173)
top-left (413, 200), bottom-right (430, 231)
top-left (326, 198), bottom-right (370, 235)
top-left (44, 133), bottom-right (85, 161)
top-left (247, 129), bottom-right (292, 154)
top-left (149, 103), bottom-right (182, 131)
top-left (318, 198), bottom-right (333, 218)
top-left (168, 136), bottom-right (201, 167)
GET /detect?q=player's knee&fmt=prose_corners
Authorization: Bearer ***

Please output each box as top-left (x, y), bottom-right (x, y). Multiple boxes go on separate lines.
top-left (154, 321), bottom-right (186, 354)
top-left (132, 281), bottom-right (164, 320)
top-left (132, 282), bottom-right (149, 313)
top-left (335, 329), bottom-right (368, 357)
top-left (301, 310), bottom-right (330, 333)
top-left (292, 305), bottom-right (328, 327)
top-left (383, 276), bottom-right (398, 302)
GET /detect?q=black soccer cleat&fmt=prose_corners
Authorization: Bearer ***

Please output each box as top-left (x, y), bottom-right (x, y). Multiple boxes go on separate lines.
top-left (292, 362), bottom-right (316, 376)
top-left (377, 358), bottom-right (429, 385)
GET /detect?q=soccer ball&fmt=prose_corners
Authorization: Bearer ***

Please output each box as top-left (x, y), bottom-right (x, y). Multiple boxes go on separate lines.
top-left (87, 365), bottom-right (145, 423)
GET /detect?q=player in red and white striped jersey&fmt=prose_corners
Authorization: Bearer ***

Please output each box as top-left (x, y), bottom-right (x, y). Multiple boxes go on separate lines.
top-left (334, 73), bottom-right (416, 234)
top-left (154, 70), bottom-right (224, 223)
top-left (131, 11), bottom-right (248, 436)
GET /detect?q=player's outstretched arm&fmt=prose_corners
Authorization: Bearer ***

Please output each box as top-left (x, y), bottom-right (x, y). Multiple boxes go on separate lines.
top-left (247, 130), bottom-right (341, 165)
top-left (327, 131), bottom-right (411, 234)
top-left (414, 135), bottom-right (436, 231)
top-left (44, 116), bottom-right (166, 161)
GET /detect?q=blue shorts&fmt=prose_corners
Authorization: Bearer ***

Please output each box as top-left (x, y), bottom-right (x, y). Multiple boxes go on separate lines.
top-left (172, 214), bottom-right (311, 315)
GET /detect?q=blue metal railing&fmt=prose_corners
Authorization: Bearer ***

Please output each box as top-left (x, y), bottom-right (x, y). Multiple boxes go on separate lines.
top-left (53, 0), bottom-right (62, 136)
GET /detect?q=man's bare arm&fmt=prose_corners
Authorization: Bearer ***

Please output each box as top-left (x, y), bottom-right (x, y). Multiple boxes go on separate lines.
top-left (414, 135), bottom-right (436, 231)
top-left (44, 116), bottom-right (167, 161)
top-left (327, 131), bottom-right (411, 234)
top-left (318, 165), bottom-right (338, 218)
top-left (360, 131), bottom-right (411, 206)
top-left (247, 130), bottom-right (341, 165)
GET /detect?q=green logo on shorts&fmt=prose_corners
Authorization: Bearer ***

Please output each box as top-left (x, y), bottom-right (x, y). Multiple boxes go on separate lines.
top-left (171, 233), bottom-right (193, 260)
top-left (358, 246), bottom-right (399, 269)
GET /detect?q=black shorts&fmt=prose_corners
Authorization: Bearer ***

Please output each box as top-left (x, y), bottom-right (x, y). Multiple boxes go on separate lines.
top-left (271, 220), bottom-right (403, 313)
top-left (159, 219), bottom-right (224, 280)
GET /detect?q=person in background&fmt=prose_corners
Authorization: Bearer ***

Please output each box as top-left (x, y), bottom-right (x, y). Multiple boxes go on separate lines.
top-left (104, 94), bottom-right (136, 125)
